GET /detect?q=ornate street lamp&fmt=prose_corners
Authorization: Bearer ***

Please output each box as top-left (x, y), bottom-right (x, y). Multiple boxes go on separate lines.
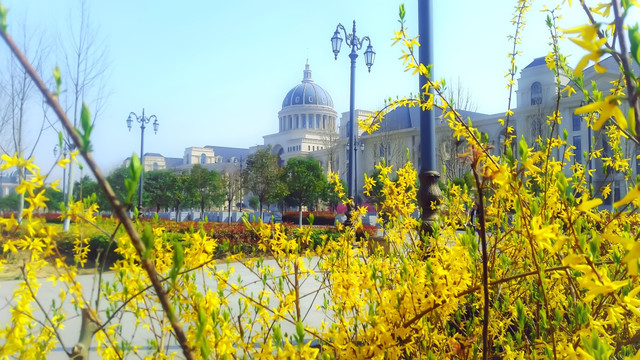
top-left (126, 109), bottom-right (159, 211)
top-left (331, 20), bottom-right (375, 223)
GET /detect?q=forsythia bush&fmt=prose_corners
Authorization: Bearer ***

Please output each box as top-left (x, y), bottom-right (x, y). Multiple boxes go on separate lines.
top-left (1, 0), bottom-right (640, 359)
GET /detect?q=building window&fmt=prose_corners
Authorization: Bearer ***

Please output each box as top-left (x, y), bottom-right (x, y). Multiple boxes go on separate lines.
top-left (531, 82), bottom-right (542, 105)
top-left (153, 163), bottom-right (158, 171)
top-left (573, 135), bottom-right (582, 163)
top-left (572, 114), bottom-right (581, 131)
top-left (316, 115), bottom-right (320, 129)
top-left (201, 153), bottom-right (207, 164)
top-left (614, 181), bottom-right (621, 203)
top-left (302, 114), bottom-right (307, 128)
top-left (603, 136), bottom-right (612, 158)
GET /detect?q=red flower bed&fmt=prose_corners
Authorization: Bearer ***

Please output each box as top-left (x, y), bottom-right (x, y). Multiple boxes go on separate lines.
top-left (281, 211), bottom-right (336, 225)
top-left (139, 218), bottom-right (377, 256)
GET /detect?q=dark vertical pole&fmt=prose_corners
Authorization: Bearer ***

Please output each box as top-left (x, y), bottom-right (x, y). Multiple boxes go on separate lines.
top-left (348, 22), bottom-right (358, 203)
top-left (417, 0), bottom-right (441, 236)
top-left (139, 109), bottom-right (145, 211)
top-left (343, 21), bottom-right (359, 227)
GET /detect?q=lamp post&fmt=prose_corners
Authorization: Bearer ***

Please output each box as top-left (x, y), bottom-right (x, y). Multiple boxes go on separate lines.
top-left (417, 0), bottom-right (441, 236)
top-left (126, 109), bottom-right (159, 211)
top-left (331, 20), bottom-right (375, 215)
top-left (345, 138), bottom-right (366, 200)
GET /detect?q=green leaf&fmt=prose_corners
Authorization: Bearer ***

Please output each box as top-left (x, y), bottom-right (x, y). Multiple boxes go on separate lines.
top-left (629, 24), bottom-right (640, 67)
top-left (556, 172), bottom-right (568, 195)
top-left (0, 3), bottom-right (8, 34)
top-left (272, 324), bottom-right (282, 348)
top-left (53, 66), bottom-right (61, 96)
top-left (398, 4), bottom-right (405, 21)
top-left (505, 144), bottom-right (514, 165)
top-left (169, 240), bottom-right (184, 284)
top-left (57, 131), bottom-right (64, 152)
top-left (196, 306), bottom-right (210, 358)
top-left (124, 154), bottom-right (142, 204)
top-left (295, 320), bottom-right (305, 345)
top-left (518, 135), bottom-right (528, 161)
top-left (141, 223), bottom-right (153, 260)
top-left (73, 103), bottom-right (94, 152)
top-left (80, 102), bottom-right (93, 150)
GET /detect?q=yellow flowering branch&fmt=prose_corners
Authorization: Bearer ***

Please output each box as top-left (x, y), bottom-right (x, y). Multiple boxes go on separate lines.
top-left (0, 16), bottom-right (195, 360)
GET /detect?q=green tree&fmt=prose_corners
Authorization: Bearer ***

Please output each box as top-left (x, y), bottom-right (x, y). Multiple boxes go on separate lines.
top-left (221, 167), bottom-right (243, 224)
top-left (72, 174), bottom-right (99, 203)
top-left (105, 166), bottom-right (129, 206)
top-left (282, 157), bottom-right (327, 226)
top-left (167, 170), bottom-right (192, 222)
top-left (190, 165), bottom-right (224, 216)
top-left (144, 170), bottom-right (174, 213)
top-left (243, 147), bottom-right (287, 219)
top-left (0, 192), bottom-right (21, 212)
top-left (248, 196), bottom-right (259, 211)
top-left (323, 177), bottom-right (346, 213)
top-left (43, 186), bottom-right (64, 211)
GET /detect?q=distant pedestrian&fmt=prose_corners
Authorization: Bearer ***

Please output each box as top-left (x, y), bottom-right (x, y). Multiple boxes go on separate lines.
top-left (468, 202), bottom-right (478, 230)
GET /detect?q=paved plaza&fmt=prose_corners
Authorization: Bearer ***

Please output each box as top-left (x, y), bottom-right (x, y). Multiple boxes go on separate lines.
top-left (0, 257), bottom-right (327, 359)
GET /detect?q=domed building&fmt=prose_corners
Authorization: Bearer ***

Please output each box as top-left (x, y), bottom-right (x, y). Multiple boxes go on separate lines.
top-left (263, 62), bottom-right (339, 167)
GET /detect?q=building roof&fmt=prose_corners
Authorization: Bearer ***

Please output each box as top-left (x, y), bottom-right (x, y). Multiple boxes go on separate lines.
top-left (204, 146), bottom-right (250, 161)
top-left (524, 56), bottom-right (546, 69)
top-left (282, 62), bottom-right (334, 109)
top-left (363, 105), bottom-right (492, 135)
top-left (165, 157), bottom-right (184, 168)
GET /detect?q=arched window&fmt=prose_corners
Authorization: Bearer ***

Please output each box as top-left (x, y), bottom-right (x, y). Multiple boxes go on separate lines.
top-left (200, 153), bottom-right (207, 164)
top-left (277, 148), bottom-right (284, 167)
top-left (531, 82), bottom-right (542, 105)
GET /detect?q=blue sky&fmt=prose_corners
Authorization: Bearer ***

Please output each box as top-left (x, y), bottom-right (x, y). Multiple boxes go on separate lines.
top-left (1, 0), bottom-right (594, 176)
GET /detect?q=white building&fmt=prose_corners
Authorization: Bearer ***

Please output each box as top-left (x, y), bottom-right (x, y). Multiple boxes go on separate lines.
top-left (263, 62), bottom-right (339, 168)
top-left (124, 56), bottom-right (638, 208)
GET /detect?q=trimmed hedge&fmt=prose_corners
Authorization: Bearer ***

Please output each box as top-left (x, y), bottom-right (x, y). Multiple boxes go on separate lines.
top-left (1, 214), bottom-right (378, 266)
top-left (281, 211), bottom-right (336, 225)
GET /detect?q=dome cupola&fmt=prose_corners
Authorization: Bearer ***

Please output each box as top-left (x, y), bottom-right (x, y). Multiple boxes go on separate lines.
top-left (282, 62), bottom-right (334, 109)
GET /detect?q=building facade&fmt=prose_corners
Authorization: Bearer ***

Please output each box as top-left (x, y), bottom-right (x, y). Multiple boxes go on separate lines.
top-left (263, 62), bottom-right (339, 168)
top-left (115, 56), bottom-right (638, 209)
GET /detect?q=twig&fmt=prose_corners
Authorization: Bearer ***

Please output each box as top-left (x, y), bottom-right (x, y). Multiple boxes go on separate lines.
top-left (19, 265), bottom-right (72, 357)
top-left (0, 27), bottom-right (195, 360)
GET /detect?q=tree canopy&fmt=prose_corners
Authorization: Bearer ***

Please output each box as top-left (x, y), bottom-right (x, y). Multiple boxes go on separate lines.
top-left (242, 147), bottom-right (287, 218)
top-left (282, 157), bottom-right (327, 226)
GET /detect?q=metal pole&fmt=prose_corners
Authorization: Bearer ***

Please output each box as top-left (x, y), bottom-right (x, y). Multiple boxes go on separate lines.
top-left (417, 0), bottom-right (441, 236)
top-left (349, 37), bottom-right (358, 203)
top-left (139, 109), bottom-right (146, 211)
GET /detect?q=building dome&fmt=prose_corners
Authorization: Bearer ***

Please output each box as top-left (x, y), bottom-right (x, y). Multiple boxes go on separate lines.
top-left (282, 63), bottom-right (334, 109)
